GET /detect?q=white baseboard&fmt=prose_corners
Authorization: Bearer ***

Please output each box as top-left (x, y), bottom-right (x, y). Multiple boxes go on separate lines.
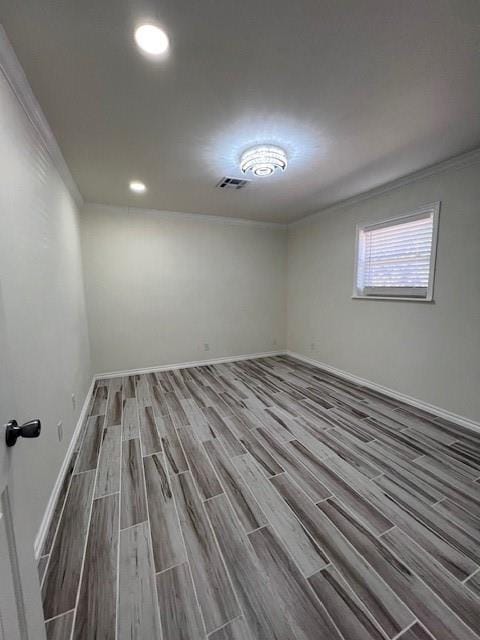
top-left (34, 376), bottom-right (96, 559)
top-left (286, 350), bottom-right (480, 434)
top-left (95, 350), bottom-right (285, 379)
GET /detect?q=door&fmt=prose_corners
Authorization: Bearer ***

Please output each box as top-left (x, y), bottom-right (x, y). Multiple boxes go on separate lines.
top-left (0, 281), bottom-right (45, 640)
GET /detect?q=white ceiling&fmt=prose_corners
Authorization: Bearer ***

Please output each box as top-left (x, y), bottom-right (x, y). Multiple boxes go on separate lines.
top-left (1, 0), bottom-right (480, 223)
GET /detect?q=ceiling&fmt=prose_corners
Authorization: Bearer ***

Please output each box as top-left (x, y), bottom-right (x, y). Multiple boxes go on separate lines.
top-left (1, 0), bottom-right (480, 224)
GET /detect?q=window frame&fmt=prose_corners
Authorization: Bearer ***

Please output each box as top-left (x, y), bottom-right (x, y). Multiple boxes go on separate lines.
top-left (352, 202), bottom-right (440, 302)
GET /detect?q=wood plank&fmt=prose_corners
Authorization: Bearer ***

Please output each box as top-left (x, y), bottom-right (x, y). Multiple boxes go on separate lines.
top-left (45, 611), bottom-right (74, 640)
top-left (143, 453), bottom-right (186, 572)
top-left (122, 397), bottom-right (139, 440)
top-left (248, 526), bottom-right (343, 640)
top-left (204, 494), bottom-right (295, 640)
top-left (123, 375), bottom-right (136, 399)
top-left (95, 425), bottom-right (121, 498)
top-left (155, 413), bottom-right (188, 474)
top-left (42, 470), bottom-right (95, 619)
top-left (202, 386), bottom-right (232, 417)
top-left (396, 623), bottom-right (436, 640)
top-left (171, 472), bottom-right (239, 632)
top-left (434, 498), bottom-right (480, 542)
top-left (254, 427), bottom-right (332, 501)
top-left (91, 384), bottom-right (108, 415)
top-left (73, 493), bottom-right (119, 640)
top-left (204, 439), bottom-right (267, 533)
top-left (176, 426), bottom-right (223, 500)
top-left (204, 406), bottom-right (246, 457)
top-left (121, 438), bottom-right (148, 529)
top-left (209, 617), bottom-right (252, 640)
top-left (326, 454), bottom-right (478, 580)
top-left (151, 384), bottom-right (169, 417)
top-left (37, 555), bottom-right (48, 586)
top-left (181, 397), bottom-right (211, 440)
top-left (165, 391), bottom-right (190, 427)
top-left (135, 375), bottom-right (151, 407)
top-left (465, 571), bottom-right (480, 598)
top-left (225, 414), bottom-right (284, 476)
top-left (331, 431), bottom-right (445, 504)
top-left (106, 379), bottom-right (123, 426)
top-left (319, 498), bottom-right (480, 640)
top-left (374, 473), bottom-right (480, 577)
top-left (138, 405), bottom-right (162, 456)
top-left (287, 440), bottom-right (392, 536)
top-left (308, 565), bottom-right (386, 640)
top-left (74, 415), bottom-right (104, 473)
top-left (271, 474), bottom-right (414, 638)
top-left (381, 526), bottom-right (480, 634)
top-left (118, 522), bottom-right (161, 640)
top-left (409, 429), bottom-right (480, 473)
top-left (155, 371), bottom-right (174, 393)
top-left (156, 562), bottom-right (206, 640)
top-left (311, 427), bottom-right (383, 479)
top-left (234, 455), bottom-right (328, 576)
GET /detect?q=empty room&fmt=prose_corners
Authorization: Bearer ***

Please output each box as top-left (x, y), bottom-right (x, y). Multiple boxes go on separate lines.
top-left (1, 1), bottom-right (480, 639)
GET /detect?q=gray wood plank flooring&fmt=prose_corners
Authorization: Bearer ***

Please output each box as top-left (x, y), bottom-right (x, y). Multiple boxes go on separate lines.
top-left (121, 437), bottom-right (148, 529)
top-left (156, 562), bottom-right (206, 640)
top-left (144, 453), bottom-right (186, 572)
top-left (73, 493), bottom-right (119, 640)
top-left (118, 522), bottom-right (161, 639)
top-left (45, 611), bottom-right (74, 640)
top-left (41, 356), bottom-right (480, 639)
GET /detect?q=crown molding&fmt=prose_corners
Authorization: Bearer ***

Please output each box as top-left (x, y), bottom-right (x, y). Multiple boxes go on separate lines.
top-left (84, 202), bottom-right (288, 230)
top-left (0, 26), bottom-right (83, 208)
top-left (290, 147), bottom-right (480, 228)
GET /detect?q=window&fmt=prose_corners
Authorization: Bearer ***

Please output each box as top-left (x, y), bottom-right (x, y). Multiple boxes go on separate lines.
top-left (354, 202), bottom-right (440, 301)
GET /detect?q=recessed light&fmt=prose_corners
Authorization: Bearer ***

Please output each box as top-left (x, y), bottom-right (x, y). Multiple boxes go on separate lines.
top-left (240, 145), bottom-right (287, 177)
top-left (134, 24), bottom-right (169, 55)
top-left (129, 180), bottom-right (146, 193)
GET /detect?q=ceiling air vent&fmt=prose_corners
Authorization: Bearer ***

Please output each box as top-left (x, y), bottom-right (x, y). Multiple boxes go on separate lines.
top-left (216, 176), bottom-right (250, 190)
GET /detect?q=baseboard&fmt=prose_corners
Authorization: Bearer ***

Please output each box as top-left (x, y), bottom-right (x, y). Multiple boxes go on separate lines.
top-left (33, 376), bottom-right (96, 559)
top-left (95, 350), bottom-right (285, 379)
top-left (286, 350), bottom-right (480, 434)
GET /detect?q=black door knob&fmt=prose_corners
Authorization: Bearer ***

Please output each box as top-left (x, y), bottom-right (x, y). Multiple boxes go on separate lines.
top-left (5, 419), bottom-right (41, 447)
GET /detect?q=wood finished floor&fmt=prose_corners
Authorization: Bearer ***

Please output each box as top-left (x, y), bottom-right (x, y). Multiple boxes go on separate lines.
top-left (39, 355), bottom-right (480, 640)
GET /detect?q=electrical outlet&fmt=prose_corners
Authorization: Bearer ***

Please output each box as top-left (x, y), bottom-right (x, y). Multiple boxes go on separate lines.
top-left (310, 342), bottom-right (315, 352)
top-left (57, 421), bottom-right (63, 442)
top-left (71, 393), bottom-right (76, 410)
top-left (272, 339), bottom-right (277, 347)
top-left (204, 343), bottom-right (210, 352)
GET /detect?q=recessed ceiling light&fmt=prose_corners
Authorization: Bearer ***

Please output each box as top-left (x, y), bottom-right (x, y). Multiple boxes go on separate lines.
top-left (129, 180), bottom-right (146, 193)
top-left (134, 24), bottom-right (169, 55)
top-left (240, 145), bottom-right (287, 177)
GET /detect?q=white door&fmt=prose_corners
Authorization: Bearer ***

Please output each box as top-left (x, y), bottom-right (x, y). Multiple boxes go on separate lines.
top-left (0, 280), bottom-right (45, 640)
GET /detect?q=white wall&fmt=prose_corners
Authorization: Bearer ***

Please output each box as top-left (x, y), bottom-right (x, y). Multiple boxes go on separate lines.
top-left (81, 204), bottom-right (287, 373)
top-left (287, 160), bottom-right (480, 422)
top-left (0, 56), bottom-right (91, 632)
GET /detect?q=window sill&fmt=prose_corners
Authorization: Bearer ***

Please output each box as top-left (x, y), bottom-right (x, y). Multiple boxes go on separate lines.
top-left (352, 295), bottom-right (434, 303)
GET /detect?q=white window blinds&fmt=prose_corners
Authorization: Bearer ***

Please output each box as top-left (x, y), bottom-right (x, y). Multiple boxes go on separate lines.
top-left (355, 203), bottom-right (439, 300)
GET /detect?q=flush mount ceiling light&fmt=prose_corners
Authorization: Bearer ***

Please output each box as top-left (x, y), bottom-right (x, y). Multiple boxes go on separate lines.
top-left (134, 24), bottom-right (169, 55)
top-left (240, 145), bottom-right (287, 177)
top-left (129, 180), bottom-right (146, 193)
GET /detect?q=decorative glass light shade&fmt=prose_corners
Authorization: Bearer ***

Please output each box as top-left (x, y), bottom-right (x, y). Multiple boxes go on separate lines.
top-left (240, 145), bottom-right (287, 177)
